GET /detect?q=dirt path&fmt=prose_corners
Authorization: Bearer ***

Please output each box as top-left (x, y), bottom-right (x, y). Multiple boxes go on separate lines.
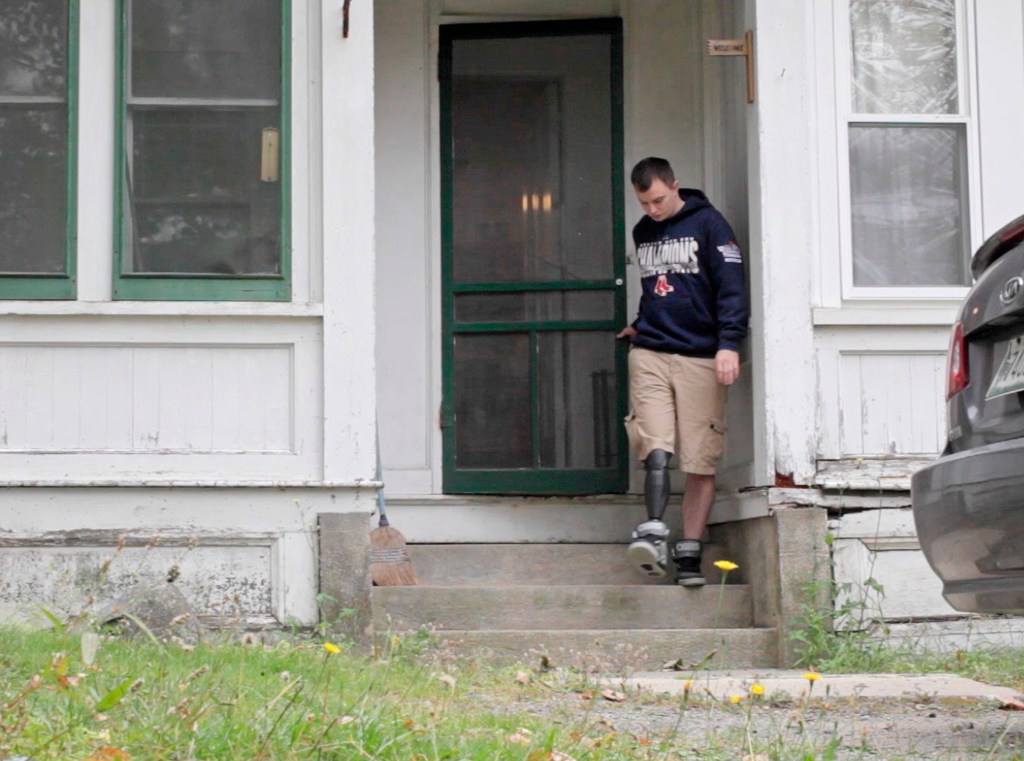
top-left (486, 683), bottom-right (1024, 759)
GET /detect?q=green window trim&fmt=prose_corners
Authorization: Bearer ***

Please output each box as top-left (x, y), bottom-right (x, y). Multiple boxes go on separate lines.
top-left (112, 0), bottom-right (292, 302)
top-left (0, 0), bottom-right (79, 301)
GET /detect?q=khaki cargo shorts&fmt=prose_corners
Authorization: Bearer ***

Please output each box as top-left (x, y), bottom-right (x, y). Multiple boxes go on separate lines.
top-left (623, 347), bottom-right (728, 475)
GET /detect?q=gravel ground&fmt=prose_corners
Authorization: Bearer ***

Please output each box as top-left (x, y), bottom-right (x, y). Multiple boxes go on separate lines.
top-left (479, 682), bottom-right (1024, 759)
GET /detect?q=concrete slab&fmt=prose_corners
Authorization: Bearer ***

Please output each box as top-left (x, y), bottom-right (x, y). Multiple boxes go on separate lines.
top-left (618, 669), bottom-right (1024, 705)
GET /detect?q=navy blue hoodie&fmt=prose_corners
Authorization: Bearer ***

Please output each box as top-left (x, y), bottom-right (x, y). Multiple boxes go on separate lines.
top-left (630, 189), bottom-right (749, 358)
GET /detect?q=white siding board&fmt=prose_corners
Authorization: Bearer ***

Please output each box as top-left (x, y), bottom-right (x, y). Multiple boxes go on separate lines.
top-left (0, 317), bottom-right (321, 483)
top-left (975, 0), bottom-right (1024, 239)
top-left (751, 0), bottom-right (819, 484)
top-left (833, 508), bottom-right (958, 623)
top-left (839, 352), bottom-right (942, 454)
top-left (910, 353), bottom-right (945, 453)
top-left (815, 347), bottom-right (841, 459)
top-left (0, 345), bottom-right (293, 454)
top-left (816, 327), bottom-right (950, 461)
top-left (837, 352), bottom-right (945, 456)
top-left (375, 0), bottom-right (434, 480)
top-left (320, 0), bottom-right (377, 484)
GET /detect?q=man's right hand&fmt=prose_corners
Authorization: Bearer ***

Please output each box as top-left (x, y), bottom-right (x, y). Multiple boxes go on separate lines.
top-left (616, 326), bottom-right (637, 340)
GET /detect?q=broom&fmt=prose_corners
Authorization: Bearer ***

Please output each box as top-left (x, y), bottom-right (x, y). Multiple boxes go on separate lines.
top-left (369, 429), bottom-right (417, 586)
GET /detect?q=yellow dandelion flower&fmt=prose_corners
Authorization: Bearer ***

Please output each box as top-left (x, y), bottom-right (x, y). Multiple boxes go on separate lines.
top-left (803, 671), bottom-right (821, 682)
top-left (323, 642), bottom-right (341, 654)
top-left (714, 560), bottom-right (739, 572)
top-left (729, 694), bottom-right (742, 704)
top-left (751, 682), bottom-right (765, 695)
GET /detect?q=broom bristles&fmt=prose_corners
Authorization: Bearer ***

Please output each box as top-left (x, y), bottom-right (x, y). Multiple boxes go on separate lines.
top-left (369, 525), bottom-right (417, 586)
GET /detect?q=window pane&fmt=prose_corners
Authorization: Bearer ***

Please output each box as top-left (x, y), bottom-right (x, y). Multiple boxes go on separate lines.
top-left (451, 34), bottom-right (614, 283)
top-left (131, 0), bottom-right (280, 100)
top-left (0, 107), bottom-right (67, 274)
top-left (454, 333), bottom-right (532, 468)
top-left (537, 331), bottom-right (618, 469)
top-left (125, 108), bottom-right (280, 275)
top-left (850, 125), bottom-right (969, 287)
top-left (0, 0), bottom-right (67, 96)
top-left (850, 0), bottom-right (957, 114)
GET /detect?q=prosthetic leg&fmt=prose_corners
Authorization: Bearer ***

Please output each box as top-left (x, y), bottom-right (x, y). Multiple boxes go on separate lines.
top-left (627, 449), bottom-right (671, 577)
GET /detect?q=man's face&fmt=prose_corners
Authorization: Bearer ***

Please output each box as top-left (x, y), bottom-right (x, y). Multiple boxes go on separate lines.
top-left (635, 178), bottom-right (682, 222)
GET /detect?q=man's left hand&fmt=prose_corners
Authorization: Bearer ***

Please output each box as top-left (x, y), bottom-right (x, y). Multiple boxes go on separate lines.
top-left (715, 349), bottom-right (740, 386)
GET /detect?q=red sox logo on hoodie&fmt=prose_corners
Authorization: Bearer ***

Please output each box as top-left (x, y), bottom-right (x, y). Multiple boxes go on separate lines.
top-left (653, 274), bottom-right (674, 297)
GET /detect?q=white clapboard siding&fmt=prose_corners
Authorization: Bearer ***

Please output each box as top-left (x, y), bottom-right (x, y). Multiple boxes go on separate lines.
top-left (0, 345), bottom-right (292, 453)
top-left (837, 352), bottom-right (946, 456)
top-left (832, 508), bottom-right (959, 623)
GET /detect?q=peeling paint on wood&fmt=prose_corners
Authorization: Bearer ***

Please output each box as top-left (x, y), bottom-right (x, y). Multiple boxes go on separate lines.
top-left (0, 544), bottom-right (276, 625)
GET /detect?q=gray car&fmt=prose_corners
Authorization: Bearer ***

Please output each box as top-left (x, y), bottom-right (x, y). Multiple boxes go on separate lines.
top-left (912, 213), bottom-right (1024, 613)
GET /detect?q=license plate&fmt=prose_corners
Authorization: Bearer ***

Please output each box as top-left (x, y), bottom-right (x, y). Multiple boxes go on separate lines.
top-left (987, 336), bottom-right (1024, 399)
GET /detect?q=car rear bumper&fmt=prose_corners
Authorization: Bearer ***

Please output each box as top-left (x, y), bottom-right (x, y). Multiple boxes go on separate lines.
top-left (912, 437), bottom-right (1024, 613)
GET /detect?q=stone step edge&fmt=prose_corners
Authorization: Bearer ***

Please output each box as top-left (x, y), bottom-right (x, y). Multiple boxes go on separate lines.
top-left (376, 628), bottom-right (779, 668)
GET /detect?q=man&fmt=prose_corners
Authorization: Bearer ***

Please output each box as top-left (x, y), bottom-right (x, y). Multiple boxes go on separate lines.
top-left (617, 157), bottom-right (749, 586)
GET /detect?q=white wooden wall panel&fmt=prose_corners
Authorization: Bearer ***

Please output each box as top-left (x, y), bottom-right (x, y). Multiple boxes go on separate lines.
top-left (0, 346), bottom-right (292, 452)
top-left (837, 352), bottom-right (945, 456)
top-left (816, 326), bottom-right (951, 460)
top-left (975, 0), bottom-right (1024, 240)
top-left (833, 509), bottom-right (958, 624)
top-left (375, 0), bottom-right (434, 489)
top-left (0, 317), bottom-right (321, 482)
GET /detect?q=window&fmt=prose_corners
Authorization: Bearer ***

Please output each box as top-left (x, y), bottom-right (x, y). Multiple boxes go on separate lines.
top-left (115, 0), bottom-right (289, 301)
top-left (0, 0), bottom-right (77, 299)
top-left (841, 0), bottom-right (973, 295)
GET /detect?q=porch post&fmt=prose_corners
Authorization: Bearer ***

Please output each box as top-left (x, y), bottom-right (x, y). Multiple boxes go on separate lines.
top-left (321, 0), bottom-right (377, 483)
top-left (749, 0), bottom-right (818, 486)
top-left (318, 0), bottom-right (377, 637)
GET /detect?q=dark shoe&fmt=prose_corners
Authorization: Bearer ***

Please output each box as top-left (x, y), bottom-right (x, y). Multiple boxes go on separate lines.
top-left (627, 519), bottom-right (669, 577)
top-left (672, 539), bottom-right (705, 587)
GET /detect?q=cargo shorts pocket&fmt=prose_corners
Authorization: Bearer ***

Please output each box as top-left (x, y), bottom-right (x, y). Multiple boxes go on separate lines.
top-left (700, 418), bottom-right (727, 464)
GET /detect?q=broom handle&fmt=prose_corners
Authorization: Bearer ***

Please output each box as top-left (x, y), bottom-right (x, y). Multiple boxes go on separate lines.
top-left (375, 419), bottom-right (390, 528)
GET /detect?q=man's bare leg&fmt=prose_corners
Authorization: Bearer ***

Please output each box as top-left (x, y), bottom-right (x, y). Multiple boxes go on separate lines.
top-left (672, 472), bottom-right (716, 586)
top-left (682, 473), bottom-right (715, 539)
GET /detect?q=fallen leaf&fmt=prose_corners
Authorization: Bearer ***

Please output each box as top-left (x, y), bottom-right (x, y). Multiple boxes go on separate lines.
top-left (83, 748), bottom-right (131, 761)
top-left (600, 689), bottom-right (626, 702)
top-left (507, 731), bottom-right (532, 747)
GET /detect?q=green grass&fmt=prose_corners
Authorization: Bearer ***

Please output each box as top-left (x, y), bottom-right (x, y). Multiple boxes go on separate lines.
top-left (4, 624), bottom-right (1024, 760)
top-left (0, 626), bottom-right (668, 760)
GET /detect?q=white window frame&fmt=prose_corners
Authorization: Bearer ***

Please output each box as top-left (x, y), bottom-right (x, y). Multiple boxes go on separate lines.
top-left (831, 0), bottom-right (982, 302)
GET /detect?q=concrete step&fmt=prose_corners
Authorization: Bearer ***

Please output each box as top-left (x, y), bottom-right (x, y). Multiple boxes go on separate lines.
top-left (377, 627), bottom-right (778, 669)
top-left (372, 583), bottom-right (753, 631)
top-left (408, 542), bottom-right (738, 586)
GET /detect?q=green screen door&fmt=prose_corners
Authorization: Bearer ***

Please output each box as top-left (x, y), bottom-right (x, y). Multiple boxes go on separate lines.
top-left (440, 19), bottom-right (627, 495)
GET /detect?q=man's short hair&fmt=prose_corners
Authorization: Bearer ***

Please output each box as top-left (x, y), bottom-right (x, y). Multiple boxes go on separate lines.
top-left (630, 157), bottom-right (676, 191)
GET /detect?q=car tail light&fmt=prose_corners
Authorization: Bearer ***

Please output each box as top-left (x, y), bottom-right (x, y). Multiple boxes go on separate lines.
top-left (946, 321), bottom-right (969, 400)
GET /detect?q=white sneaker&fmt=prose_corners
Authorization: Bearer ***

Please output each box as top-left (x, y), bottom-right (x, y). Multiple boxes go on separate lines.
top-left (627, 520), bottom-right (669, 577)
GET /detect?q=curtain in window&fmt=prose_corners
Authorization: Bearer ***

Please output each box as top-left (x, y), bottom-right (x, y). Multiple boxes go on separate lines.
top-left (848, 0), bottom-right (970, 288)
